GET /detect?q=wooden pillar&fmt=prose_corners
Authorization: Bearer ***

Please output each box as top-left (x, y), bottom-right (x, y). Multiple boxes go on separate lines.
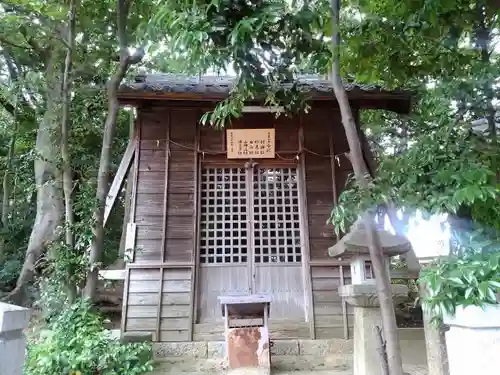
top-left (298, 117), bottom-right (315, 339)
top-left (156, 111), bottom-right (171, 341)
top-left (189, 116), bottom-right (201, 340)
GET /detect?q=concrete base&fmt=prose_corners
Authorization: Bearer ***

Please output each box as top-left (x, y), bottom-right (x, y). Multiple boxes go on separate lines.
top-left (423, 309), bottom-right (448, 375)
top-left (151, 330), bottom-right (427, 374)
top-left (352, 307), bottom-right (385, 375)
top-left (0, 302), bottom-right (31, 375)
top-left (337, 283), bottom-right (409, 375)
top-left (444, 304), bottom-right (500, 375)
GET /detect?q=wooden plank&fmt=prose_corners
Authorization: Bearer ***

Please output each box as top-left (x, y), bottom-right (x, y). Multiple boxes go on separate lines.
top-left (128, 292), bottom-right (159, 305)
top-left (128, 292), bottom-right (191, 305)
top-left (128, 305), bottom-right (190, 318)
top-left (167, 193), bottom-right (195, 214)
top-left (164, 268), bottom-right (192, 280)
top-left (134, 249), bottom-right (162, 263)
top-left (125, 222), bottom-right (136, 263)
top-left (311, 265), bottom-right (345, 278)
top-left (136, 194), bottom-right (194, 217)
top-left (130, 121), bottom-right (141, 222)
top-left (309, 239), bottom-right (338, 260)
top-left (165, 215), bottom-right (196, 239)
top-left (311, 277), bottom-right (342, 291)
top-left (314, 302), bottom-right (353, 315)
top-left (129, 268), bottom-right (161, 280)
top-left (126, 262), bottom-right (193, 269)
top-left (159, 317), bottom-right (190, 331)
top-left (126, 317), bottom-right (190, 331)
top-left (140, 118), bottom-right (167, 139)
top-left (136, 171), bottom-right (166, 194)
top-left (129, 280), bottom-right (191, 293)
top-left (138, 149), bottom-right (166, 172)
top-left (313, 291), bottom-right (342, 303)
top-left (159, 330), bottom-right (190, 342)
top-left (129, 271), bottom-right (160, 281)
top-left (314, 314), bottom-right (347, 327)
top-left (120, 268), bottom-right (131, 335)
top-left (298, 119), bottom-right (315, 340)
top-left (140, 139), bottom-right (167, 150)
top-left (163, 238), bottom-right (194, 262)
top-left (124, 330), bottom-right (158, 342)
top-left (156, 257), bottom-right (165, 341)
top-left (136, 224), bottom-right (163, 240)
top-left (104, 138), bottom-right (136, 226)
top-left (162, 292), bottom-right (191, 305)
top-left (309, 259), bottom-right (350, 267)
top-left (308, 215), bottom-right (335, 239)
top-left (135, 194), bottom-right (164, 217)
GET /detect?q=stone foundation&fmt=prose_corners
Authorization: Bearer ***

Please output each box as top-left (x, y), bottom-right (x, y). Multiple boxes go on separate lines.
top-left (151, 328), bottom-right (427, 373)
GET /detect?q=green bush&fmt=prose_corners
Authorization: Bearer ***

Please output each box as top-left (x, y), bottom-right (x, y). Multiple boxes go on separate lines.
top-left (419, 250), bottom-right (500, 322)
top-left (25, 299), bottom-right (154, 375)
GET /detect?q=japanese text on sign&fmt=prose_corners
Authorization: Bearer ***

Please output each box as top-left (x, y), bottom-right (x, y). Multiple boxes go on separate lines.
top-left (226, 128), bottom-right (275, 159)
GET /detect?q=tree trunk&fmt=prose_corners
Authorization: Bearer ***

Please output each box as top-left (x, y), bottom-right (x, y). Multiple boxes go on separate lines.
top-left (61, 0), bottom-right (78, 303)
top-left (84, 0), bottom-right (143, 300)
top-left (6, 52), bottom-right (64, 305)
top-left (330, 1), bottom-right (404, 375)
top-left (2, 124), bottom-right (16, 227)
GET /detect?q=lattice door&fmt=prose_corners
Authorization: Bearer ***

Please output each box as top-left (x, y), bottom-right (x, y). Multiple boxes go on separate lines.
top-left (197, 165), bottom-right (305, 321)
top-left (251, 167), bottom-right (305, 319)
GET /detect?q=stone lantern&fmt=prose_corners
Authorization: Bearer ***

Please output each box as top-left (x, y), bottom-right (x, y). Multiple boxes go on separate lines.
top-left (328, 218), bottom-right (412, 375)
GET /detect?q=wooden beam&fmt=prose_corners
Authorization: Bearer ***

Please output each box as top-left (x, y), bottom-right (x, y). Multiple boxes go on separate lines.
top-left (190, 117), bottom-right (201, 341)
top-left (125, 262), bottom-right (194, 269)
top-left (298, 117), bottom-right (316, 340)
top-left (103, 138), bottom-right (136, 226)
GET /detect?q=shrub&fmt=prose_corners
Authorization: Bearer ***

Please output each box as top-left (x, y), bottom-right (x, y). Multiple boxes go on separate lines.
top-left (419, 250), bottom-right (500, 322)
top-left (25, 299), bottom-right (154, 375)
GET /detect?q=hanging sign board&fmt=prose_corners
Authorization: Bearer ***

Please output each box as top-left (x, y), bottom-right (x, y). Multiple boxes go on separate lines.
top-left (226, 128), bottom-right (275, 159)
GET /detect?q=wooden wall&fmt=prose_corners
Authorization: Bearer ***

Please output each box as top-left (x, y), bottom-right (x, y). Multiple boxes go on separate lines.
top-left (122, 103), bottom-right (355, 342)
top-left (302, 108), bottom-right (354, 339)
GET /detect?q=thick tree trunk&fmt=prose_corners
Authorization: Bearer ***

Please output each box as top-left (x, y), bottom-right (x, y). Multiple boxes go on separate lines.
top-left (330, 1), bottom-right (404, 375)
top-left (7, 53), bottom-right (64, 305)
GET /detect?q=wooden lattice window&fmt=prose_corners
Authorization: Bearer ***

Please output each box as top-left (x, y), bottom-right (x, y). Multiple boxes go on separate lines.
top-left (253, 168), bottom-right (301, 263)
top-left (199, 166), bottom-right (302, 264)
top-left (199, 167), bottom-right (248, 264)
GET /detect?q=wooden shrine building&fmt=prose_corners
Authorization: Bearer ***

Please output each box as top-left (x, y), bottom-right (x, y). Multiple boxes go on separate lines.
top-left (112, 74), bottom-right (412, 343)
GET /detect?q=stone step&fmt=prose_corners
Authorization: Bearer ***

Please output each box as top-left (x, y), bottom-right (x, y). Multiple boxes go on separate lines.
top-left (150, 370), bottom-right (349, 375)
top-left (151, 356), bottom-right (352, 374)
top-left (149, 360), bottom-right (428, 375)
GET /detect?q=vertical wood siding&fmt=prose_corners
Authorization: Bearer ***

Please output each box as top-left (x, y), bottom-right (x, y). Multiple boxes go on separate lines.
top-left (124, 104), bottom-right (355, 342)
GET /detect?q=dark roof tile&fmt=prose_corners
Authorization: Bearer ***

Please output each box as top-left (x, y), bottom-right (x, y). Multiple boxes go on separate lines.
top-left (118, 74), bottom-right (413, 114)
